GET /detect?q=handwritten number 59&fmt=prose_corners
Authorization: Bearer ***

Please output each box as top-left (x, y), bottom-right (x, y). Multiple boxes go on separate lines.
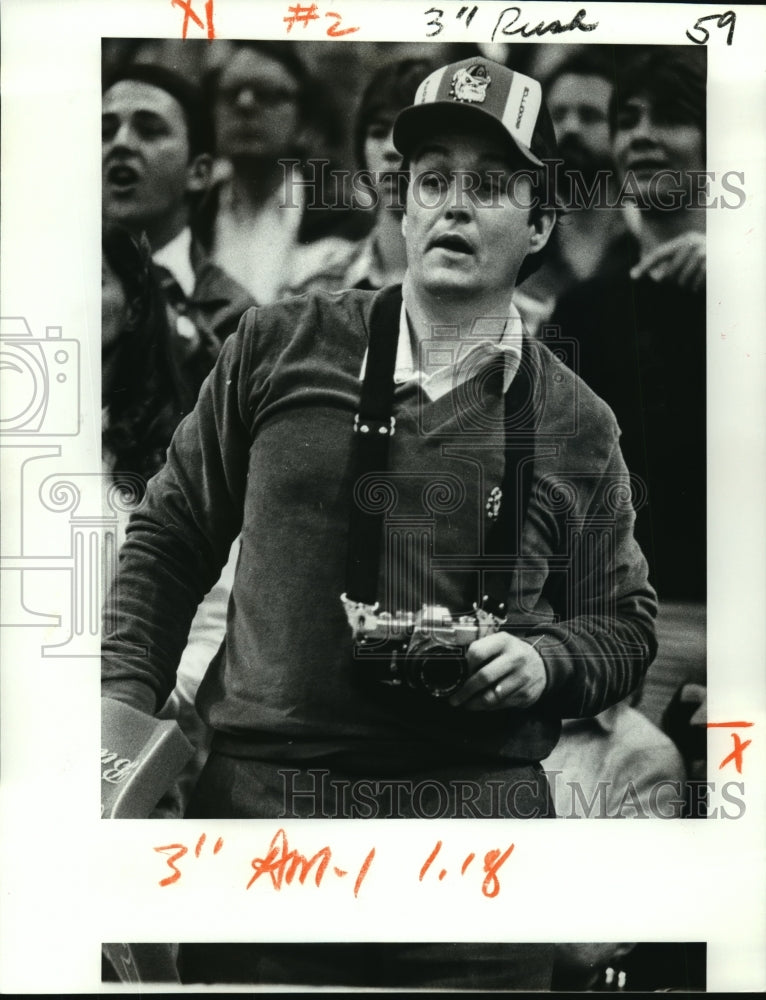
top-left (686, 11), bottom-right (736, 45)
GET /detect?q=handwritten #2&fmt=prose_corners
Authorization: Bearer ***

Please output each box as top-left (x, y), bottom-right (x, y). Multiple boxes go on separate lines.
top-left (154, 830), bottom-right (515, 899)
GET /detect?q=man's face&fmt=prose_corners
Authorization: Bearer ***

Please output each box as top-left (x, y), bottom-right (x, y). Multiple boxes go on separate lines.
top-left (547, 72), bottom-right (613, 179)
top-left (613, 94), bottom-right (704, 198)
top-left (214, 49), bottom-right (303, 162)
top-left (403, 127), bottom-right (551, 302)
top-left (102, 80), bottom-right (201, 242)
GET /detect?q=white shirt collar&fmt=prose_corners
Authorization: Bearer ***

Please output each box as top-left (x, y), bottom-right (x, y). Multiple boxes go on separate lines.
top-left (361, 296), bottom-right (524, 402)
top-left (344, 233), bottom-right (384, 290)
top-left (153, 227), bottom-right (196, 299)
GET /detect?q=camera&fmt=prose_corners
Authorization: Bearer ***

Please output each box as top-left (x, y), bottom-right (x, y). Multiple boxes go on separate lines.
top-left (341, 595), bottom-right (504, 699)
top-left (0, 318), bottom-right (80, 435)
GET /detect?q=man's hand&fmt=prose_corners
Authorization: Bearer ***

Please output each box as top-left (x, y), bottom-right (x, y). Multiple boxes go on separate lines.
top-left (448, 632), bottom-right (547, 711)
top-left (629, 232), bottom-right (705, 293)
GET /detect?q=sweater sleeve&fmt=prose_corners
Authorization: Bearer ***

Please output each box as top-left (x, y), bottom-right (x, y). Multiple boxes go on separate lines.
top-left (101, 309), bottom-right (257, 714)
top-left (528, 437), bottom-right (658, 719)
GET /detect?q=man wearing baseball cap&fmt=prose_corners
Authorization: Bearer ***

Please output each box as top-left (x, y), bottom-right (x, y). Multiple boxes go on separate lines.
top-left (103, 58), bottom-right (656, 988)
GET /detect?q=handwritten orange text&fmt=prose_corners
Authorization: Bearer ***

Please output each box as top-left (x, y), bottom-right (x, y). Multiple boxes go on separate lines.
top-left (246, 828), bottom-right (375, 899)
top-left (154, 832), bottom-right (224, 886)
top-left (708, 721), bottom-right (754, 774)
top-left (171, 0), bottom-right (216, 39)
top-left (154, 830), bottom-right (515, 898)
top-left (283, 3), bottom-right (359, 36)
top-left (419, 838), bottom-right (515, 898)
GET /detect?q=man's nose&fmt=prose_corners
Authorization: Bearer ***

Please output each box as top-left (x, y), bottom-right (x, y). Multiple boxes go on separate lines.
top-left (443, 174), bottom-right (474, 219)
top-left (381, 126), bottom-right (400, 166)
top-left (554, 109), bottom-right (580, 141)
top-left (232, 86), bottom-right (260, 112)
top-left (626, 107), bottom-right (654, 143)
top-left (107, 119), bottom-right (138, 150)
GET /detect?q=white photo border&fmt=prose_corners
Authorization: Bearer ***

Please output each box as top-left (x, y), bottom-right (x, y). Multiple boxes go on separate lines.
top-left (1, 0), bottom-right (765, 992)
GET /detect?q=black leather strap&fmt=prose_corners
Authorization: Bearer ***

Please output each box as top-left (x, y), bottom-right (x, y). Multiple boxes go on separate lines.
top-left (346, 286), bottom-right (536, 613)
top-left (482, 338), bottom-right (536, 616)
top-left (345, 286), bottom-right (403, 604)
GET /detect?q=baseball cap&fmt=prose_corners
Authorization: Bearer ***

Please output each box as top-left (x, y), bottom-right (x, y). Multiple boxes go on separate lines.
top-left (393, 57), bottom-right (558, 168)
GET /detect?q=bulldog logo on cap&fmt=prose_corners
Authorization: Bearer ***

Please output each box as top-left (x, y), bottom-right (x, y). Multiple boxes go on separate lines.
top-left (393, 57), bottom-right (555, 171)
top-left (449, 64), bottom-right (491, 104)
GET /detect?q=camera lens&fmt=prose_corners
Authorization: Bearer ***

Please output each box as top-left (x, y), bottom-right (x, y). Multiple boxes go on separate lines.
top-left (414, 650), bottom-right (467, 698)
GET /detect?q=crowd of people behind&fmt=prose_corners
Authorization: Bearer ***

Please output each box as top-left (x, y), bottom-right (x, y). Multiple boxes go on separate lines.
top-left (101, 38), bottom-right (708, 987)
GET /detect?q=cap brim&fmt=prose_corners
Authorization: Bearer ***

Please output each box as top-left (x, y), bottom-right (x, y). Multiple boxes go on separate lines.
top-left (393, 101), bottom-right (544, 168)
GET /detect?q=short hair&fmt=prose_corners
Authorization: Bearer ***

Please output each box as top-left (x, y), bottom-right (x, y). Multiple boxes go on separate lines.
top-left (207, 40), bottom-right (312, 120)
top-left (544, 48), bottom-right (615, 94)
top-left (612, 47), bottom-right (706, 137)
top-left (103, 62), bottom-right (214, 159)
top-left (353, 58), bottom-right (436, 170)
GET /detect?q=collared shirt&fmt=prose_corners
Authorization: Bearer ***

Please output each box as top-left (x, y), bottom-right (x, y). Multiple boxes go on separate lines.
top-left (103, 286), bottom-right (658, 750)
top-left (154, 226), bottom-right (196, 299)
top-left (360, 298), bottom-right (524, 402)
top-left (343, 233), bottom-right (386, 290)
top-left (212, 162), bottom-right (304, 305)
top-left (152, 227), bottom-right (201, 346)
top-left (281, 232), bottom-right (391, 300)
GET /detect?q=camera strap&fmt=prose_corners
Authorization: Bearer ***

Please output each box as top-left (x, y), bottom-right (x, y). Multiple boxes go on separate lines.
top-left (345, 285), bottom-right (403, 605)
top-left (483, 340), bottom-right (536, 617)
top-left (345, 285), bottom-right (536, 615)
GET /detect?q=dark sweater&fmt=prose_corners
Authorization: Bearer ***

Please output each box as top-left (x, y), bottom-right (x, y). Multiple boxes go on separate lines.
top-left (551, 268), bottom-right (706, 601)
top-left (102, 287), bottom-right (657, 765)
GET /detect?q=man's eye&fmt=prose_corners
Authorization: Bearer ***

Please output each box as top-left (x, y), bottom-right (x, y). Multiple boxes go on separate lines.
top-left (420, 171), bottom-right (445, 188)
top-left (479, 173), bottom-right (504, 193)
top-left (616, 109), bottom-right (639, 131)
top-left (102, 118), bottom-right (117, 141)
top-left (366, 123), bottom-right (389, 141)
top-left (136, 121), bottom-right (167, 139)
top-left (580, 108), bottom-right (606, 126)
top-left (651, 108), bottom-right (688, 128)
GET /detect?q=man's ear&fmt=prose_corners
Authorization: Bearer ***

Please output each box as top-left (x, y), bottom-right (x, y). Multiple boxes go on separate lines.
top-left (401, 212), bottom-right (408, 239)
top-left (186, 153), bottom-right (213, 194)
top-left (527, 209), bottom-right (556, 256)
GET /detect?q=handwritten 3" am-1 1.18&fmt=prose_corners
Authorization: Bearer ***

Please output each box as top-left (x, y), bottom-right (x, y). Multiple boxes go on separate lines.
top-left (154, 828), bottom-right (515, 899)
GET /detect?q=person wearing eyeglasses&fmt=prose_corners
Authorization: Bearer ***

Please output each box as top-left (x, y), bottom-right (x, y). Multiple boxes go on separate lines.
top-left (196, 41), bottom-right (369, 304)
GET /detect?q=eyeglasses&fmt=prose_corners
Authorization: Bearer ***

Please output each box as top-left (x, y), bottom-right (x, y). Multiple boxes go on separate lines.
top-left (217, 83), bottom-right (300, 107)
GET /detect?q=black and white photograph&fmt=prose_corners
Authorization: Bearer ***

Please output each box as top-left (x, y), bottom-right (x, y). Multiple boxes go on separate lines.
top-left (1, 1), bottom-right (765, 994)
